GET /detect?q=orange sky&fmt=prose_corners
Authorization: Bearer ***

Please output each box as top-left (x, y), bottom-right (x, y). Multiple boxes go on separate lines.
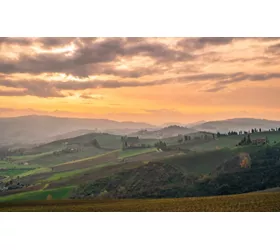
top-left (1, 37), bottom-right (280, 125)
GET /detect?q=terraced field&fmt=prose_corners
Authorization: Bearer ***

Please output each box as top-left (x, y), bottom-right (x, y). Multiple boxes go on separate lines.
top-left (1, 191), bottom-right (280, 212)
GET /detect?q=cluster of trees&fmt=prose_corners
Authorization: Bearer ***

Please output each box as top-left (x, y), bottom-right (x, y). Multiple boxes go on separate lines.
top-left (154, 141), bottom-right (167, 150)
top-left (237, 134), bottom-right (252, 146)
top-left (228, 131), bottom-right (238, 136)
top-left (217, 127), bottom-right (280, 138)
top-left (184, 135), bottom-right (192, 141)
top-left (217, 132), bottom-right (227, 137)
top-left (179, 134), bottom-right (215, 142)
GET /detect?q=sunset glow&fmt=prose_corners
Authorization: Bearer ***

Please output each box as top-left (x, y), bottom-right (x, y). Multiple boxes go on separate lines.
top-left (1, 37), bottom-right (280, 124)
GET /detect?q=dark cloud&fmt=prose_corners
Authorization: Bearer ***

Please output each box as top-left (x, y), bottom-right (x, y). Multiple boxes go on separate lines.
top-left (266, 43), bottom-right (280, 55)
top-left (204, 86), bottom-right (227, 92)
top-left (206, 72), bottom-right (280, 92)
top-left (2, 71), bottom-right (280, 97)
top-left (258, 37), bottom-right (280, 42)
top-left (0, 38), bottom-right (125, 76)
top-left (36, 37), bottom-right (78, 48)
top-left (177, 37), bottom-right (280, 51)
top-left (0, 37), bottom-right (33, 46)
top-left (79, 94), bottom-right (103, 100)
top-left (0, 78), bottom-right (65, 98)
top-left (0, 38), bottom-right (192, 77)
top-left (125, 37), bottom-right (144, 43)
top-left (126, 42), bottom-right (192, 62)
top-left (178, 37), bottom-right (237, 50)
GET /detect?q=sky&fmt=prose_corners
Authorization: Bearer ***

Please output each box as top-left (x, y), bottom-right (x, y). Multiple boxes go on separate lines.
top-left (0, 37), bottom-right (280, 125)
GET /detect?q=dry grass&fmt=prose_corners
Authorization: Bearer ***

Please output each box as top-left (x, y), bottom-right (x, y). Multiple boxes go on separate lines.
top-left (1, 191), bottom-right (280, 212)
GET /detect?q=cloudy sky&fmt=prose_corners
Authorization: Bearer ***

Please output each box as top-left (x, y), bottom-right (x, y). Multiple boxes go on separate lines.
top-left (0, 37), bottom-right (280, 124)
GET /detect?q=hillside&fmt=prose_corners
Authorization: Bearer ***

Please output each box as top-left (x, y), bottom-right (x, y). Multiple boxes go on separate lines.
top-left (0, 115), bottom-right (156, 147)
top-left (192, 118), bottom-right (280, 133)
top-left (130, 125), bottom-right (197, 139)
top-left (71, 143), bottom-right (280, 199)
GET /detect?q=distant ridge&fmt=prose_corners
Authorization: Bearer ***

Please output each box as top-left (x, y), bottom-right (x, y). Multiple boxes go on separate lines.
top-left (191, 118), bottom-right (280, 133)
top-left (0, 115), bottom-right (156, 147)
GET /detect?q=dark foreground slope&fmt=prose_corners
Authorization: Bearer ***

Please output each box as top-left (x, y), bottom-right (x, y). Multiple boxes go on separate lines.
top-left (1, 191), bottom-right (280, 212)
top-left (71, 145), bottom-right (280, 199)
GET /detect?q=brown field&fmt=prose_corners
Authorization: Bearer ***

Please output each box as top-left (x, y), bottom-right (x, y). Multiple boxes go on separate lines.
top-left (1, 191), bottom-right (280, 212)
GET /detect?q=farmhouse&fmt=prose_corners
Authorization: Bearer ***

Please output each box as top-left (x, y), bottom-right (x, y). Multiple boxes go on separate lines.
top-left (252, 137), bottom-right (267, 145)
top-left (122, 136), bottom-right (142, 149)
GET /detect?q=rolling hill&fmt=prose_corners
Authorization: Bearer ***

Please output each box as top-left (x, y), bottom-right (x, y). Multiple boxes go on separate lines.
top-left (192, 118), bottom-right (280, 133)
top-left (130, 125), bottom-right (197, 139)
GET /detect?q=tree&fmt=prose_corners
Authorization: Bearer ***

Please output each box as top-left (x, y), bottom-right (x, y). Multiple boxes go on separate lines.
top-left (217, 132), bottom-right (221, 137)
top-left (46, 194), bottom-right (53, 200)
top-left (93, 139), bottom-right (101, 148)
top-left (155, 141), bottom-right (167, 150)
top-left (247, 134), bottom-right (252, 144)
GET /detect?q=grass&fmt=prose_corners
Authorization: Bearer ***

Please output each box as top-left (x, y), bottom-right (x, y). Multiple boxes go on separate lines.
top-left (28, 147), bottom-right (109, 167)
top-left (1, 191), bottom-right (280, 211)
top-left (176, 131), bottom-right (280, 152)
top-left (43, 163), bottom-right (115, 182)
top-left (0, 169), bottom-right (30, 177)
top-left (10, 151), bottom-right (55, 162)
top-left (0, 186), bottom-right (75, 202)
top-left (16, 167), bottom-right (52, 178)
top-left (44, 169), bottom-right (90, 182)
top-left (0, 161), bottom-right (37, 169)
top-left (163, 148), bottom-right (234, 175)
top-left (53, 150), bottom-right (119, 167)
top-left (118, 148), bottom-right (157, 159)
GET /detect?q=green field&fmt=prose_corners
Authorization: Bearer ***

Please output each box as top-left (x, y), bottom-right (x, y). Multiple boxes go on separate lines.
top-left (10, 151), bottom-right (55, 162)
top-left (28, 147), bottom-right (108, 167)
top-left (0, 186), bottom-right (75, 202)
top-left (0, 169), bottom-right (30, 177)
top-left (118, 147), bottom-right (157, 159)
top-left (0, 161), bottom-right (38, 169)
top-left (44, 162), bottom-right (117, 182)
top-left (1, 191), bottom-right (280, 211)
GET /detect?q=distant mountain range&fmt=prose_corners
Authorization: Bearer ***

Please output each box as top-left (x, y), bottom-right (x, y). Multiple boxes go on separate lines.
top-left (1, 115), bottom-right (280, 147)
top-left (0, 115), bottom-right (156, 147)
